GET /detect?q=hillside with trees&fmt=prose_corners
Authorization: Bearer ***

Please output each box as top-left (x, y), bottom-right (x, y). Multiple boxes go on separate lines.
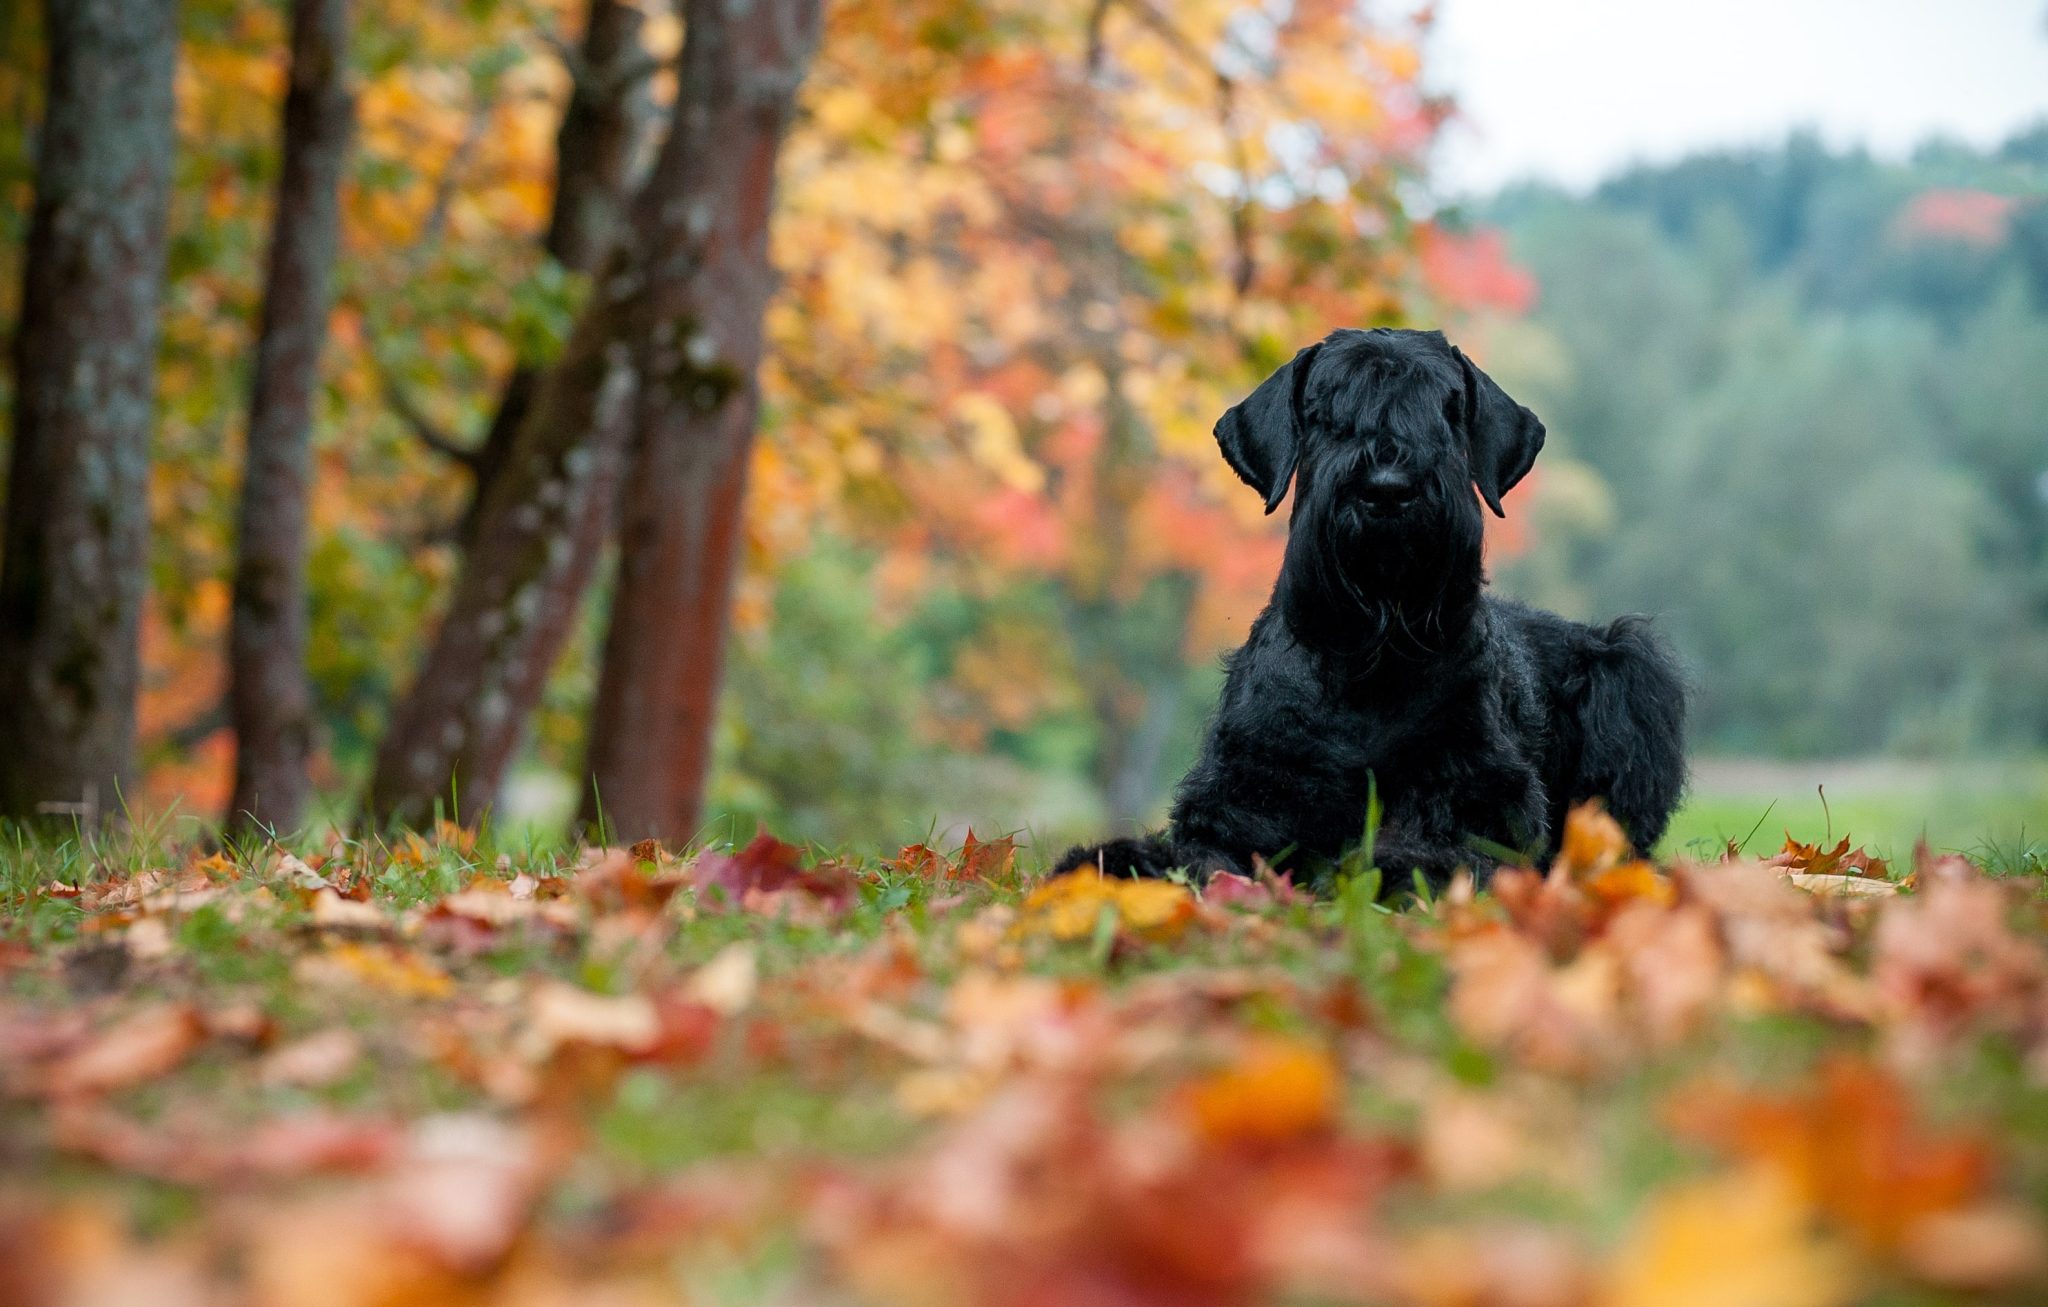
top-left (1480, 128), bottom-right (2048, 759)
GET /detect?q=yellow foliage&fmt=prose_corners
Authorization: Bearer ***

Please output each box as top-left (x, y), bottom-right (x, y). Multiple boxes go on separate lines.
top-left (1014, 868), bottom-right (1196, 944)
top-left (1602, 1169), bottom-right (1858, 1307)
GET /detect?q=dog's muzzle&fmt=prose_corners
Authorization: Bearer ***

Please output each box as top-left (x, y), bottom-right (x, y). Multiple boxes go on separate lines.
top-left (1358, 465), bottom-right (1421, 515)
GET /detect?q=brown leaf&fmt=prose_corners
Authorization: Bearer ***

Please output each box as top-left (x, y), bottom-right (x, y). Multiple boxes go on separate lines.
top-left (574, 847), bottom-right (686, 914)
top-left (296, 942), bottom-right (453, 999)
top-left (259, 1028), bottom-right (364, 1089)
top-left (1788, 871), bottom-right (1899, 897)
top-left (956, 829), bottom-right (1019, 883)
top-left (1769, 834), bottom-right (1891, 881)
top-left (1897, 1203), bottom-right (2048, 1290)
top-left (887, 842), bottom-right (952, 880)
top-left (522, 982), bottom-right (659, 1061)
top-left (41, 1004), bottom-right (206, 1098)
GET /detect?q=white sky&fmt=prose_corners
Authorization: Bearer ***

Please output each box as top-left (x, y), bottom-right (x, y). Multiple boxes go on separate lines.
top-left (1428, 0), bottom-right (2048, 194)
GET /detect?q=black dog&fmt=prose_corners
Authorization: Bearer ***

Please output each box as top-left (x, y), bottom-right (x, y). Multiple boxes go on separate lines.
top-left (1059, 328), bottom-right (1685, 886)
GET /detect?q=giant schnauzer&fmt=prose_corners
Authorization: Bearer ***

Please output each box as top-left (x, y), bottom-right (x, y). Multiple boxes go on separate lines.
top-left (1059, 327), bottom-right (1686, 886)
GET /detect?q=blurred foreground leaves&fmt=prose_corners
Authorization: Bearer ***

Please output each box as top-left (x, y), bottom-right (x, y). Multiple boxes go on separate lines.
top-left (3, 807), bottom-right (2048, 1305)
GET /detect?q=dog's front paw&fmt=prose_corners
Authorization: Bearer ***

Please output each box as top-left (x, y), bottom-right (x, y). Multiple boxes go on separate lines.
top-left (1052, 835), bottom-right (1181, 879)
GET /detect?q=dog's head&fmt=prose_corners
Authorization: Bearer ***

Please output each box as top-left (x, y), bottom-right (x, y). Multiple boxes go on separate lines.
top-left (1215, 328), bottom-right (1545, 635)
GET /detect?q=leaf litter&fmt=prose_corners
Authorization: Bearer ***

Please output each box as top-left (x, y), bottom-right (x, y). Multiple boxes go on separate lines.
top-left (1, 806), bottom-right (2046, 1305)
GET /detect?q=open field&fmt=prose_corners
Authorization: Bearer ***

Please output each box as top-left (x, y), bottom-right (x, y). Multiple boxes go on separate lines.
top-left (1665, 758), bottom-right (2048, 867)
top-left (3, 805), bottom-right (2047, 1306)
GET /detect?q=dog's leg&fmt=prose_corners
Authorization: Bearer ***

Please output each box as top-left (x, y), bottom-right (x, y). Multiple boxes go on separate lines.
top-left (1051, 834), bottom-right (1207, 879)
top-left (1363, 748), bottom-right (1549, 891)
top-left (1570, 616), bottom-right (1687, 852)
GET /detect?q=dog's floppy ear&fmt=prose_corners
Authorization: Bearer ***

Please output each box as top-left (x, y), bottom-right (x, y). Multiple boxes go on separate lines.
top-left (1452, 345), bottom-right (1545, 517)
top-left (1215, 342), bottom-right (1322, 514)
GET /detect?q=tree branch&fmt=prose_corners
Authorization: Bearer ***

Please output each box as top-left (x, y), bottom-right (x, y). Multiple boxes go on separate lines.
top-left (375, 357), bottom-right (481, 469)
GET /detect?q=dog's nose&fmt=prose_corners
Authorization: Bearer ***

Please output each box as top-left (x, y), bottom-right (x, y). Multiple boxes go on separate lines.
top-left (1360, 466), bottom-right (1419, 508)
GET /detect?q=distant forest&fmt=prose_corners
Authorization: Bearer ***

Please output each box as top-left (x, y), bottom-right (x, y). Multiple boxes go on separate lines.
top-left (1479, 127), bottom-right (2048, 758)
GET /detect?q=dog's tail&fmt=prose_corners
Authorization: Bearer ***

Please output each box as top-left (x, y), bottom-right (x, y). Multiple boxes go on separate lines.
top-left (1572, 615), bottom-right (1688, 851)
top-left (1051, 833), bottom-right (1184, 878)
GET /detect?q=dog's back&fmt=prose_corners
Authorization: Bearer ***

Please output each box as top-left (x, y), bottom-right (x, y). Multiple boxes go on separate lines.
top-left (1487, 599), bottom-right (1688, 852)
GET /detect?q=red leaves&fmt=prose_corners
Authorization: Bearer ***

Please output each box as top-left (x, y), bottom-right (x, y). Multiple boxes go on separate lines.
top-left (1203, 860), bottom-right (1312, 910)
top-left (688, 831), bottom-right (857, 916)
top-left (1873, 861), bottom-right (2048, 1065)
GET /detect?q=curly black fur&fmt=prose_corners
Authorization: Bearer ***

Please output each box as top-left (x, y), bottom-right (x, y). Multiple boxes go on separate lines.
top-left (1056, 328), bottom-right (1687, 888)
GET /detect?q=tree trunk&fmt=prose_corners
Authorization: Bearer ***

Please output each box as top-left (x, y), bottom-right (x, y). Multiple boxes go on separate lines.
top-left (0, 0), bottom-right (179, 826)
top-left (578, 0), bottom-right (823, 842)
top-left (364, 280), bottom-right (637, 828)
top-left (459, 0), bottom-right (646, 545)
top-left (364, 0), bottom-right (648, 828)
top-left (225, 0), bottom-right (355, 835)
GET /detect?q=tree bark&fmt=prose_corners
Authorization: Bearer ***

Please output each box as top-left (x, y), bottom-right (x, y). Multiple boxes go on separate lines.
top-left (0, 0), bottom-right (180, 826)
top-left (459, 0), bottom-right (647, 544)
top-left (225, 0), bottom-right (356, 835)
top-left (579, 0), bottom-right (823, 842)
top-left (364, 271), bottom-right (638, 828)
top-left (364, 0), bottom-right (649, 828)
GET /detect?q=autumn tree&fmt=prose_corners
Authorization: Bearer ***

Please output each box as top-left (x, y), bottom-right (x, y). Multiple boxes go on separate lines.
top-left (759, 0), bottom-right (1445, 828)
top-left (578, 0), bottom-right (825, 841)
top-left (368, 0), bottom-right (823, 834)
top-left (0, 0), bottom-right (181, 825)
top-left (363, 0), bottom-right (651, 827)
top-left (225, 0), bottom-right (357, 834)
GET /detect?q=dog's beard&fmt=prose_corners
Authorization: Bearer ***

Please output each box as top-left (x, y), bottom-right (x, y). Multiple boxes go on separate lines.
top-left (1282, 476), bottom-right (1482, 664)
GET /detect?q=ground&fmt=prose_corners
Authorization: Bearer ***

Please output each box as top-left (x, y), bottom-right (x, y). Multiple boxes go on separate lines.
top-left (1, 805), bottom-right (2045, 1307)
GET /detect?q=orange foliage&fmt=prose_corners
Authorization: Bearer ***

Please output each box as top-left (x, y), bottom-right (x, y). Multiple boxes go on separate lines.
top-left (122, 0), bottom-right (1522, 803)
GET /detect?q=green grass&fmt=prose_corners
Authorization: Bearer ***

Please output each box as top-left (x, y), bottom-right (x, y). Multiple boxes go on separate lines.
top-left (1662, 756), bottom-right (2048, 866)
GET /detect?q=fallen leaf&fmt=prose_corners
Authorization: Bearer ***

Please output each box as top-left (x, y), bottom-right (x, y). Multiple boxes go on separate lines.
top-left (1769, 835), bottom-right (1890, 882)
top-left (40, 1004), bottom-right (207, 1097)
top-left (259, 1028), bottom-right (364, 1089)
top-left (309, 887), bottom-right (388, 930)
top-left (297, 942), bottom-right (453, 999)
top-left (687, 832), bottom-right (855, 916)
top-left (957, 829), bottom-right (1019, 883)
top-left (887, 842), bottom-right (952, 880)
top-left (1182, 1038), bottom-right (1339, 1145)
top-left (1667, 1057), bottom-right (1992, 1252)
top-left (684, 943), bottom-right (758, 1016)
top-left (1014, 868), bottom-right (1195, 944)
top-left (1556, 801), bottom-right (1631, 877)
top-left (523, 983), bottom-right (659, 1060)
top-left (1788, 872), bottom-right (1898, 897)
top-left (1601, 1168), bottom-right (1857, 1307)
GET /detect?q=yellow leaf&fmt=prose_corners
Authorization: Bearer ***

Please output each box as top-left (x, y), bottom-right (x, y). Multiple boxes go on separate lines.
top-left (299, 943), bottom-right (453, 1000)
top-left (1013, 869), bottom-right (1195, 944)
top-left (1603, 1169), bottom-right (1857, 1307)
